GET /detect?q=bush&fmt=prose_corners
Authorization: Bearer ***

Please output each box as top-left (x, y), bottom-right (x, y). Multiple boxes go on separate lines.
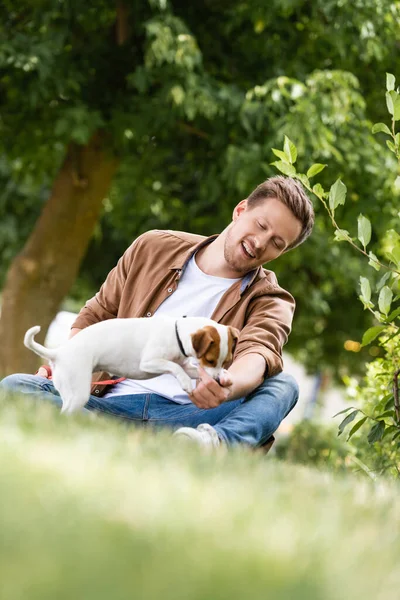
top-left (276, 420), bottom-right (353, 473)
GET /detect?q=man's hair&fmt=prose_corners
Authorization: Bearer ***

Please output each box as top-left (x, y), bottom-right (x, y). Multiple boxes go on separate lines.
top-left (246, 175), bottom-right (315, 250)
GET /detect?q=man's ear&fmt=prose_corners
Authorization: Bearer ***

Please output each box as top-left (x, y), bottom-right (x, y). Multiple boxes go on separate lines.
top-left (191, 328), bottom-right (214, 358)
top-left (232, 199), bottom-right (248, 221)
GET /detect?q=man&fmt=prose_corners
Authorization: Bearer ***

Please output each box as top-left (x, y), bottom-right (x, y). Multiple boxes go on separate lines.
top-left (1, 175), bottom-right (314, 449)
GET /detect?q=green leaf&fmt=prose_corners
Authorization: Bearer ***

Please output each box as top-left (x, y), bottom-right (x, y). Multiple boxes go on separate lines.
top-left (387, 306), bottom-right (400, 323)
top-left (387, 139), bottom-right (396, 153)
top-left (283, 136), bottom-right (297, 164)
top-left (374, 410), bottom-right (395, 421)
top-left (329, 179), bottom-right (347, 212)
top-left (382, 425), bottom-right (397, 439)
top-left (376, 271), bottom-right (391, 291)
top-left (357, 214), bottom-right (371, 248)
top-left (312, 183), bottom-right (325, 197)
top-left (368, 252), bottom-right (380, 271)
top-left (334, 229), bottom-right (350, 242)
top-left (338, 409), bottom-right (359, 436)
top-left (270, 161), bottom-right (296, 176)
top-left (361, 325), bottom-right (385, 347)
top-left (386, 90), bottom-right (400, 121)
top-left (359, 276), bottom-right (371, 303)
top-left (385, 328), bottom-right (400, 343)
top-left (386, 91), bottom-right (394, 115)
top-left (386, 73), bottom-right (396, 91)
top-left (372, 310), bottom-right (385, 323)
top-left (378, 286), bottom-right (393, 315)
top-left (295, 173), bottom-right (310, 187)
top-left (371, 122), bottom-right (391, 135)
top-left (333, 406), bottom-right (356, 418)
top-left (306, 163), bottom-right (327, 178)
top-left (347, 416), bottom-right (368, 441)
top-left (384, 395), bottom-right (394, 410)
top-left (387, 243), bottom-right (400, 267)
top-left (271, 148), bottom-right (290, 163)
top-left (367, 420), bottom-right (385, 444)
top-left (170, 85), bottom-right (185, 105)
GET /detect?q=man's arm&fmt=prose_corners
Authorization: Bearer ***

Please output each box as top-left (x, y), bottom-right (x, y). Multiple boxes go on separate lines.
top-left (189, 353), bottom-right (266, 409)
top-left (226, 353), bottom-right (266, 399)
top-left (188, 288), bottom-right (295, 409)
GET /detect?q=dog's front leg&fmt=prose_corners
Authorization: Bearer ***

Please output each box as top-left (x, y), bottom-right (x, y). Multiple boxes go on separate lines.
top-left (139, 358), bottom-right (194, 395)
top-left (181, 359), bottom-right (199, 380)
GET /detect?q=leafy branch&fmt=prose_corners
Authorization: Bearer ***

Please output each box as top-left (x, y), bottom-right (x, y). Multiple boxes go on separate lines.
top-left (271, 73), bottom-right (400, 453)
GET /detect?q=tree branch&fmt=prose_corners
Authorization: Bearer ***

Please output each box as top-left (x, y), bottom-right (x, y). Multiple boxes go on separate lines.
top-left (116, 0), bottom-right (130, 46)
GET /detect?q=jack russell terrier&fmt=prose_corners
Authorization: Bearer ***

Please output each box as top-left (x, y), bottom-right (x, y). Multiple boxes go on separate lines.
top-left (24, 316), bottom-right (240, 414)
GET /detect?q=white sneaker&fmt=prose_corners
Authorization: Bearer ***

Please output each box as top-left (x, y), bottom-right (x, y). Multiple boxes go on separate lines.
top-left (173, 423), bottom-right (221, 448)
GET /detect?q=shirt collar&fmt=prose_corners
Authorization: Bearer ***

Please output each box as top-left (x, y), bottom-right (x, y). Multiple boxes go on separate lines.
top-left (169, 234), bottom-right (218, 271)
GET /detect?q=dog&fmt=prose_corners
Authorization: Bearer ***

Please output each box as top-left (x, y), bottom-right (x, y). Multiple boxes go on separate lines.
top-left (24, 316), bottom-right (240, 414)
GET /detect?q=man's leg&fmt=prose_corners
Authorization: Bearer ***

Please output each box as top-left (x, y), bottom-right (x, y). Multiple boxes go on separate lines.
top-left (0, 373), bottom-right (64, 409)
top-left (0, 374), bottom-right (148, 420)
top-left (0, 372), bottom-right (299, 447)
top-left (211, 372), bottom-right (299, 447)
top-left (148, 372), bottom-right (299, 448)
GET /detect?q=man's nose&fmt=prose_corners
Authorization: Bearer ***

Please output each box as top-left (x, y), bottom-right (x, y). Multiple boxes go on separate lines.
top-left (254, 231), bottom-right (272, 249)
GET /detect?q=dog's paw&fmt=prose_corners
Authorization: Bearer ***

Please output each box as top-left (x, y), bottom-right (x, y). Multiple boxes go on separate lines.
top-left (177, 376), bottom-right (193, 395)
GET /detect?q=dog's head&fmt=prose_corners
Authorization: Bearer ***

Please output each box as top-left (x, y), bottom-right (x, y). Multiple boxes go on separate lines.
top-left (191, 325), bottom-right (240, 378)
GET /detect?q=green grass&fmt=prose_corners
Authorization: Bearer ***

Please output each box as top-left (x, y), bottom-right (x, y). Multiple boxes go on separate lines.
top-left (0, 393), bottom-right (399, 600)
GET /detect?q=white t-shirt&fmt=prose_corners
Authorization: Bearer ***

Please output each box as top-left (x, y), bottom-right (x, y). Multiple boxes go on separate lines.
top-left (103, 254), bottom-right (241, 404)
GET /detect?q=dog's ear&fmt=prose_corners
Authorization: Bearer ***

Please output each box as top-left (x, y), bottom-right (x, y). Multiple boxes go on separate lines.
top-left (191, 328), bottom-right (214, 358)
top-left (228, 327), bottom-right (240, 355)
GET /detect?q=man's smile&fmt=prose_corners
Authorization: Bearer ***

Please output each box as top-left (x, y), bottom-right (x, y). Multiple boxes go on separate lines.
top-left (241, 240), bottom-right (256, 259)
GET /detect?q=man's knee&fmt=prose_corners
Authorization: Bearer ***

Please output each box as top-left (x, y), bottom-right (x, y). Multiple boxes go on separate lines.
top-left (257, 371), bottom-right (299, 411)
top-left (0, 374), bottom-right (25, 391)
top-left (0, 373), bottom-right (38, 396)
top-left (275, 372), bottom-right (299, 408)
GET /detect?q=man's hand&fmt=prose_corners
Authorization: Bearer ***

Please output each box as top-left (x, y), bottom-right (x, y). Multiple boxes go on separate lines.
top-left (35, 366), bottom-right (50, 378)
top-left (189, 367), bottom-right (233, 409)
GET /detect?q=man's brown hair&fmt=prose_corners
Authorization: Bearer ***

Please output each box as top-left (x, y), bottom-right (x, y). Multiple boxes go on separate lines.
top-left (247, 175), bottom-right (314, 250)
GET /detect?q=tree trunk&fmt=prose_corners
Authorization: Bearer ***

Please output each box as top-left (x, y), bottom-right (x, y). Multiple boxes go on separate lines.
top-left (0, 133), bottom-right (118, 376)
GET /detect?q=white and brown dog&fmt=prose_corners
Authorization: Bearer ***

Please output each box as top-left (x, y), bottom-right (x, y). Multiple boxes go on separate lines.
top-left (24, 316), bottom-right (239, 414)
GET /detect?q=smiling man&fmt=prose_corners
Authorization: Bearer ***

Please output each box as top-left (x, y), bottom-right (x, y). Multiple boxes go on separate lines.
top-left (1, 175), bottom-right (314, 450)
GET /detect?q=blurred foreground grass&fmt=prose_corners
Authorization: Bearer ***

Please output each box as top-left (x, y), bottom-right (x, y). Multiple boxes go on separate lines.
top-left (0, 393), bottom-right (399, 600)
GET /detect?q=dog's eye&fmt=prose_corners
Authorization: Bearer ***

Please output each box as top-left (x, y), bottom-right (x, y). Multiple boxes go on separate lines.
top-left (204, 354), bottom-right (217, 367)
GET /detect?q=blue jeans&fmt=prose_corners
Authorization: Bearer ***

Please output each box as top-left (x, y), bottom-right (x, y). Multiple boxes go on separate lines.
top-left (0, 372), bottom-right (298, 447)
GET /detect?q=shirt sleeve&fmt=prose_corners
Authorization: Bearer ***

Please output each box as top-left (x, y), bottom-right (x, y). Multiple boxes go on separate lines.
top-left (233, 289), bottom-right (295, 377)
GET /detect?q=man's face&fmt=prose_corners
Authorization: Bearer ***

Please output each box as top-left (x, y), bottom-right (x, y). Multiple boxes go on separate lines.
top-left (223, 197), bottom-right (302, 275)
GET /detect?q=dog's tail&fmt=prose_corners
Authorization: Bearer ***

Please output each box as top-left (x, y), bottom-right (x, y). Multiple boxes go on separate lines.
top-left (24, 326), bottom-right (57, 361)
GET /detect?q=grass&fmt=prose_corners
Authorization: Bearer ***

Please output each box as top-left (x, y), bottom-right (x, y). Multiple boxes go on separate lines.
top-left (0, 392), bottom-right (399, 600)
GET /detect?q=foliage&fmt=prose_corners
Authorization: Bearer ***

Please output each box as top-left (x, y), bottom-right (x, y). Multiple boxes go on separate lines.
top-left (275, 420), bottom-right (354, 473)
top-left (341, 335), bottom-right (400, 478)
top-left (271, 73), bottom-right (400, 463)
top-left (2, 1), bottom-right (400, 373)
top-left (1, 393), bottom-right (400, 599)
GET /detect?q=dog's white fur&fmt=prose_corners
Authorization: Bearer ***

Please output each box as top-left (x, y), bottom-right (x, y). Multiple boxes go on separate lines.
top-left (24, 316), bottom-right (238, 414)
